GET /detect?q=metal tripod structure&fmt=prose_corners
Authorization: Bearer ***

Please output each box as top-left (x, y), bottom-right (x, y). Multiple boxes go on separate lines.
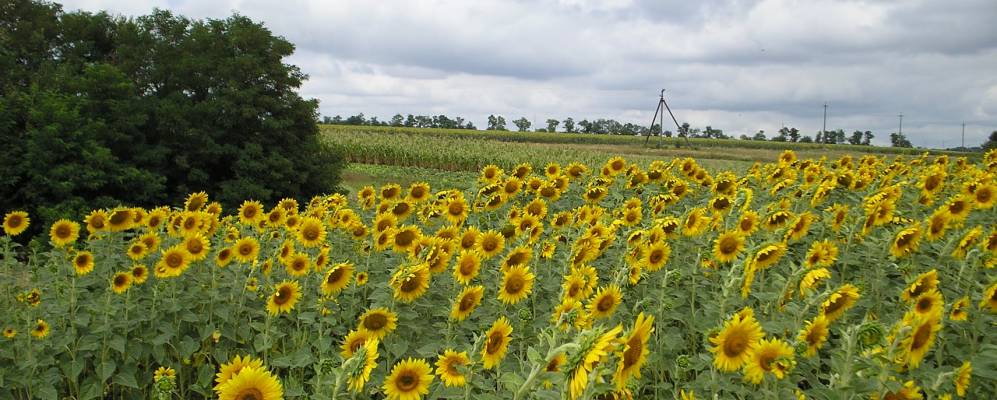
top-left (643, 89), bottom-right (691, 148)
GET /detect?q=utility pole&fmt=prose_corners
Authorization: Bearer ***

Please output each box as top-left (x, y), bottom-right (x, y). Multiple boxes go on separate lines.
top-left (962, 122), bottom-right (966, 148)
top-left (822, 103), bottom-right (827, 137)
top-left (898, 113), bottom-right (903, 136)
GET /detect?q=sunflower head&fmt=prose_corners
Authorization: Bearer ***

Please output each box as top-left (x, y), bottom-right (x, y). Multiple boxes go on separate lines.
top-left (384, 358), bottom-right (434, 400)
top-left (3, 211), bottom-right (30, 236)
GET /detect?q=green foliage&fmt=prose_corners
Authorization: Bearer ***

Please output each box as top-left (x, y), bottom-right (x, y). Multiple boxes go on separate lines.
top-left (0, 0), bottom-right (342, 233)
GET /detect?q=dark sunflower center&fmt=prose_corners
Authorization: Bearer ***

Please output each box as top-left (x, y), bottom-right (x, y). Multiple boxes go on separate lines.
top-left (166, 254), bottom-right (184, 268)
top-left (459, 260), bottom-right (476, 276)
top-left (977, 189), bottom-right (992, 202)
top-left (824, 296), bottom-right (846, 315)
top-left (398, 373), bottom-right (418, 391)
top-left (486, 332), bottom-right (504, 354)
top-left (459, 294), bottom-right (476, 311)
top-left (505, 276), bottom-right (524, 294)
top-left (448, 202), bottom-right (464, 216)
top-left (395, 231), bottom-right (415, 247)
top-left (911, 323), bottom-right (932, 349)
top-left (719, 237), bottom-right (738, 254)
top-left (243, 208), bottom-right (258, 219)
top-left (327, 268), bottom-right (344, 284)
top-left (239, 244), bottom-right (253, 256)
top-left (303, 225), bottom-right (320, 241)
top-left (482, 238), bottom-right (498, 252)
top-left (56, 225), bottom-right (71, 238)
top-left (114, 276), bottom-right (128, 286)
top-left (183, 218), bottom-right (197, 230)
top-left (364, 314), bottom-right (387, 330)
top-left (274, 287), bottom-right (291, 305)
top-left (597, 296), bottom-right (615, 312)
top-left (235, 388), bottom-right (263, 400)
top-left (722, 330), bottom-right (748, 357)
top-left (806, 326), bottom-right (823, 345)
top-left (400, 276), bottom-right (422, 292)
top-left (916, 297), bottom-right (933, 313)
top-left (649, 250), bottom-right (663, 264)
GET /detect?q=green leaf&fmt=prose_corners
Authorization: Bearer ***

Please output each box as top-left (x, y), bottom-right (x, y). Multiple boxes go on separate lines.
top-left (114, 370), bottom-right (138, 388)
top-left (99, 361), bottom-right (116, 382)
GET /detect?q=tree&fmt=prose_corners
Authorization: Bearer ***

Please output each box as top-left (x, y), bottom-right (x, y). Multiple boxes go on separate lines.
top-left (390, 114), bottom-right (404, 127)
top-left (799, 135), bottom-right (814, 143)
top-left (513, 117), bottom-right (531, 132)
top-left (771, 129), bottom-right (787, 142)
top-left (862, 131), bottom-right (874, 145)
top-left (546, 119), bottom-right (559, 133)
top-left (788, 128), bottom-right (800, 143)
top-left (752, 130), bottom-right (767, 141)
top-left (848, 130), bottom-right (863, 145)
top-left (563, 117), bottom-right (575, 133)
top-left (982, 131), bottom-right (997, 151)
top-left (0, 4), bottom-right (343, 232)
top-left (890, 132), bottom-right (913, 148)
top-left (578, 119), bottom-right (592, 133)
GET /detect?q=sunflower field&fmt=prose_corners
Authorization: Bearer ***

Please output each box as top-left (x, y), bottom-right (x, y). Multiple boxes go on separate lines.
top-left (2, 149), bottom-right (996, 400)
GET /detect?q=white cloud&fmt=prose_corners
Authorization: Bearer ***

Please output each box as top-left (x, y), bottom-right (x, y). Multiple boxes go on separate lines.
top-left (59, 0), bottom-right (997, 148)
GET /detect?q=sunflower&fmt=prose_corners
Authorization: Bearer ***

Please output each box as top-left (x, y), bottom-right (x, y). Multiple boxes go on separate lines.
top-left (880, 380), bottom-right (923, 400)
top-left (355, 271), bottom-right (369, 286)
top-left (265, 208), bottom-right (286, 228)
top-left (912, 289), bottom-right (944, 319)
top-left (972, 183), bottom-right (995, 209)
top-left (450, 285), bottom-right (485, 321)
top-left (890, 225), bottom-right (923, 258)
top-left (682, 208), bottom-right (710, 237)
top-left (392, 225), bottom-right (423, 254)
top-left (216, 366), bottom-right (283, 400)
top-left (126, 242), bottom-right (147, 261)
top-left (798, 268), bottom-right (831, 298)
top-left (443, 196), bottom-right (468, 225)
top-left (145, 208), bottom-right (168, 230)
top-left (111, 272), bottom-right (132, 294)
top-left (3, 328), bottom-right (15, 339)
top-left (952, 226), bottom-right (983, 259)
top-left (482, 317), bottom-right (513, 370)
top-left (804, 240), bottom-right (839, 268)
top-left (183, 234), bottom-right (211, 261)
top-left (821, 284), bottom-right (860, 322)
top-left (72, 251), bottom-right (96, 275)
top-left (85, 209), bottom-right (109, 234)
top-left (341, 329), bottom-right (373, 358)
top-left (215, 355), bottom-right (264, 390)
top-left (954, 361), bottom-right (972, 397)
top-left (107, 208), bottom-right (134, 232)
top-left (435, 349), bottom-right (469, 387)
top-left (924, 209), bottom-right (951, 241)
top-left (826, 203), bottom-right (849, 231)
top-left (232, 237), bottom-right (260, 264)
top-left (347, 338), bottom-right (379, 393)
top-left (391, 263), bottom-right (430, 303)
top-left (950, 296), bottom-right (970, 321)
top-left (493, 264), bottom-right (534, 305)
top-left (742, 338), bottom-right (795, 384)
top-left (237, 200), bottom-right (264, 225)
top-left (979, 281), bottom-right (997, 312)
top-left (3, 211), bottom-right (29, 236)
top-left (320, 263), bottom-right (353, 296)
top-left (946, 195), bottom-right (972, 221)
top-left (736, 211), bottom-right (760, 235)
top-left (613, 312), bottom-right (654, 391)
top-left (475, 229), bottom-right (505, 259)
top-left (49, 219), bottom-right (80, 247)
top-left (901, 313), bottom-right (941, 368)
top-left (642, 241), bottom-right (671, 272)
top-left (380, 183), bottom-right (403, 201)
top-left (156, 246), bottom-right (191, 278)
top-left (131, 264), bottom-right (149, 284)
top-left (709, 308), bottom-right (764, 372)
top-left (383, 358), bottom-right (434, 400)
top-left (902, 269), bottom-right (939, 303)
top-left (295, 216), bottom-right (326, 248)
top-left (453, 250), bottom-right (481, 285)
top-left (358, 186), bottom-right (377, 209)
top-left (797, 315), bottom-right (830, 357)
top-left (214, 247), bottom-right (235, 268)
top-left (586, 284), bottom-right (622, 320)
top-left (266, 280), bottom-right (302, 315)
top-left (713, 231), bottom-right (745, 263)
top-left (31, 319), bottom-right (49, 339)
top-left (285, 253), bottom-right (311, 277)
top-left (357, 308), bottom-right (397, 339)
top-left (568, 325), bottom-right (622, 400)
top-left (751, 243), bottom-right (787, 270)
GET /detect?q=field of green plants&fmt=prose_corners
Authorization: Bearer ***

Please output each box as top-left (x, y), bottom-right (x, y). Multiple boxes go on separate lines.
top-left (2, 144), bottom-right (995, 399)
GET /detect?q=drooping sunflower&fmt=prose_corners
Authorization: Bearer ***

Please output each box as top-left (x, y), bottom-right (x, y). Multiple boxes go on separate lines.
top-left (214, 355), bottom-right (264, 390)
top-left (383, 358), bottom-right (434, 400)
top-left (341, 329), bottom-right (372, 358)
top-left (709, 308), bottom-right (765, 372)
top-left (498, 265), bottom-right (535, 305)
top-left (826, 203), bottom-right (849, 232)
top-left (450, 285), bottom-right (485, 321)
top-left (30, 319), bottom-right (49, 339)
top-left (481, 317), bottom-right (513, 370)
top-left (49, 219), bottom-right (80, 247)
top-left (453, 250), bottom-right (482, 285)
top-left (296, 217), bottom-right (327, 248)
top-left (476, 230), bottom-right (505, 259)
top-left (3, 211), bottom-right (29, 236)
top-left (713, 231), bottom-right (745, 263)
top-left (390, 263), bottom-right (431, 303)
top-left (613, 312), bottom-right (654, 391)
top-left (954, 361), bottom-right (972, 397)
top-left (751, 243), bottom-right (787, 270)
top-left (237, 200), bottom-right (265, 225)
top-left (568, 325), bottom-right (622, 400)
top-left (320, 263), bottom-right (353, 296)
top-left (900, 313), bottom-right (941, 369)
top-left (500, 246), bottom-right (532, 272)
top-left (797, 315), bottom-right (830, 357)
top-left (979, 281), bottom-right (997, 313)
top-left (107, 208), bottom-right (134, 232)
top-left (903, 269), bottom-right (939, 302)
top-left (742, 338), bottom-right (795, 384)
top-left (111, 272), bottom-right (132, 294)
top-left (215, 247), bottom-right (235, 268)
top-left (890, 225), bottom-right (923, 258)
top-left (233, 237), bottom-right (260, 264)
top-left (73, 251), bottom-right (96, 275)
top-left (587, 284), bottom-right (623, 320)
top-left (347, 338), bottom-right (379, 393)
top-left (357, 308), bottom-right (397, 339)
top-left (798, 268), bottom-right (831, 297)
top-left (266, 280), bottom-right (302, 316)
top-left (952, 226), bottom-right (983, 259)
top-left (820, 284), bottom-right (860, 322)
top-left (435, 349), bottom-right (470, 387)
top-left (216, 366), bottom-right (283, 400)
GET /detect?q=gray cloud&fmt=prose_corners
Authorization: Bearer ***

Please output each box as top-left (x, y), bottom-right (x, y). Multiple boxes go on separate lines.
top-left (60, 0), bottom-right (997, 148)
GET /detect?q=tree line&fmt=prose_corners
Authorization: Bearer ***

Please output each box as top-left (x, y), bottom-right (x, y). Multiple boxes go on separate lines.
top-left (323, 113), bottom-right (935, 148)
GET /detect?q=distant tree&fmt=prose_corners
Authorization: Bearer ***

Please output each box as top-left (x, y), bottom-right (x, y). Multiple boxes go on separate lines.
top-left (648, 123), bottom-right (661, 136)
top-left (579, 119), bottom-right (592, 133)
top-left (331, 115), bottom-right (343, 124)
top-left (562, 117), bottom-right (575, 133)
top-left (862, 131), bottom-right (874, 145)
top-left (390, 114), bottom-right (404, 127)
top-left (752, 130), bottom-right (767, 141)
top-left (678, 122), bottom-right (691, 137)
top-left (799, 135), bottom-right (814, 143)
top-left (345, 113), bottom-right (365, 125)
top-left (739, 134), bottom-right (751, 140)
top-left (486, 115), bottom-right (508, 130)
top-left (788, 128), bottom-right (800, 142)
top-left (771, 129), bottom-right (787, 142)
top-left (546, 119), bottom-right (559, 133)
top-left (815, 131), bottom-right (824, 143)
top-left (512, 117), bottom-right (531, 132)
top-left (982, 130), bottom-right (997, 151)
top-left (704, 126), bottom-right (726, 139)
top-left (405, 114), bottom-right (417, 127)
top-left (890, 132), bottom-right (913, 148)
top-left (848, 130), bottom-right (863, 145)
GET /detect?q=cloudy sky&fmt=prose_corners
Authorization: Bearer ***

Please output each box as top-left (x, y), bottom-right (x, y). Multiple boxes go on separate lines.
top-left (61, 0), bottom-right (997, 148)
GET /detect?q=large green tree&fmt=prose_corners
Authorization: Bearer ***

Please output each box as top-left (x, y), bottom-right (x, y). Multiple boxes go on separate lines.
top-left (1, 0), bottom-right (342, 230)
